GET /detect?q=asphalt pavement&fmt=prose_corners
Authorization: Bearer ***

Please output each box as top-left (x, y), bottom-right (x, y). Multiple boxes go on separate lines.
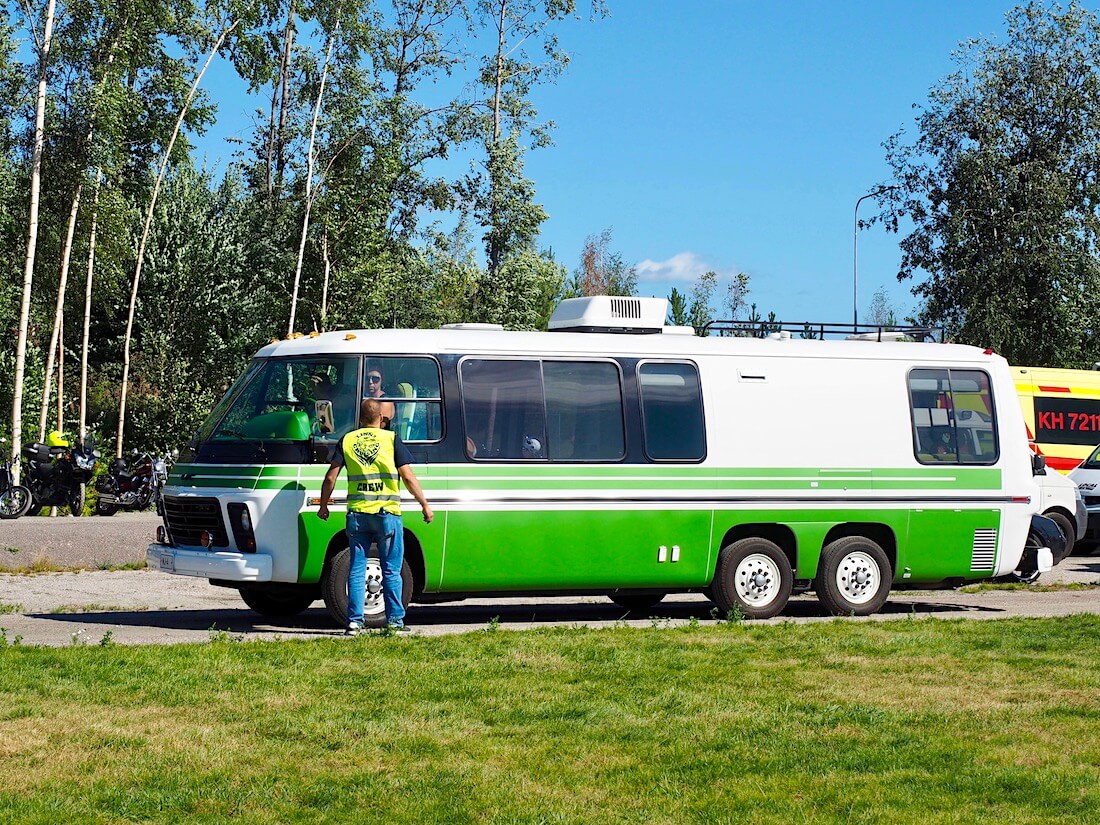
top-left (0, 514), bottom-right (1098, 646)
top-left (0, 511), bottom-right (161, 571)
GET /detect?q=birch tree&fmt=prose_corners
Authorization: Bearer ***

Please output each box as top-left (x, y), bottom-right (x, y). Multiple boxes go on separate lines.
top-left (116, 15), bottom-right (240, 456)
top-left (287, 16), bottom-right (339, 336)
top-left (10, 0), bottom-right (56, 479)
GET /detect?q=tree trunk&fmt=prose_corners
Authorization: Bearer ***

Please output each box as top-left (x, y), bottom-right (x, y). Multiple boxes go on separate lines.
top-left (265, 0), bottom-right (296, 202)
top-left (56, 311), bottom-right (63, 433)
top-left (39, 183), bottom-right (82, 441)
top-left (287, 19), bottom-right (339, 337)
top-left (79, 172), bottom-right (101, 442)
top-left (116, 20), bottom-right (239, 458)
top-left (486, 0), bottom-right (507, 279)
top-left (9, 0), bottom-right (57, 483)
top-left (320, 227), bottom-right (331, 331)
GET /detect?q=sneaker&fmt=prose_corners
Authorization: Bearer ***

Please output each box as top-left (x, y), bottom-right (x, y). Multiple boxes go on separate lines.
top-left (345, 623), bottom-right (363, 636)
top-left (387, 623), bottom-right (411, 633)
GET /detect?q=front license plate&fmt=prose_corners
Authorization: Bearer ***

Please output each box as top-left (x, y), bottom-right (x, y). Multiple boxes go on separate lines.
top-left (158, 553), bottom-right (175, 572)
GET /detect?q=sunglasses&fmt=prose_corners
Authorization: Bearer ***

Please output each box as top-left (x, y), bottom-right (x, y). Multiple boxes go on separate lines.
top-left (367, 375), bottom-right (382, 384)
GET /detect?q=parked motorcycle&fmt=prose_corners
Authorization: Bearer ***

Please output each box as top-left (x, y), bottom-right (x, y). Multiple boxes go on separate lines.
top-left (95, 449), bottom-right (174, 516)
top-left (0, 439), bottom-right (32, 519)
top-left (21, 431), bottom-right (99, 516)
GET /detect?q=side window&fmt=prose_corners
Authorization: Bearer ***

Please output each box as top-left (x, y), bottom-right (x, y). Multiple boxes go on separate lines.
top-left (366, 357), bottom-right (444, 442)
top-left (638, 362), bottom-right (706, 461)
top-left (544, 361), bottom-right (625, 461)
top-left (461, 360), bottom-right (546, 459)
top-left (909, 368), bottom-right (997, 465)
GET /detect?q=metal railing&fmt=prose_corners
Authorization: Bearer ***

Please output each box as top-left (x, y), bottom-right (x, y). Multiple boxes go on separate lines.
top-left (699, 319), bottom-right (946, 342)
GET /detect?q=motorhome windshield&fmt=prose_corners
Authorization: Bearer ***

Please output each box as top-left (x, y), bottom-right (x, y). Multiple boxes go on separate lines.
top-left (185, 357), bottom-right (360, 463)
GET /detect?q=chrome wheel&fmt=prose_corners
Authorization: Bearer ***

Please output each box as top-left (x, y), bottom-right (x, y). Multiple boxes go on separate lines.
top-left (833, 550), bottom-right (882, 606)
top-left (362, 558), bottom-right (386, 618)
top-left (735, 553), bottom-right (784, 609)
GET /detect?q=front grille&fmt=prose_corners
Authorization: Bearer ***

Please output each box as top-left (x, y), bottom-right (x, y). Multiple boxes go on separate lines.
top-left (163, 495), bottom-right (229, 547)
top-left (1084, 496), bottom-right (1100, 507)
top-left (971, 528), bottom-right (997, 571)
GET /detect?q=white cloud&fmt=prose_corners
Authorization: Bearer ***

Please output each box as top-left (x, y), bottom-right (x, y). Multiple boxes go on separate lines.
top-left (634, 251), bottom-right (738, 284)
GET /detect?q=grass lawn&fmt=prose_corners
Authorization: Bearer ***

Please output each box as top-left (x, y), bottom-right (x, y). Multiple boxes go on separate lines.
top-left (1, 616), bottom-right (1099, 823)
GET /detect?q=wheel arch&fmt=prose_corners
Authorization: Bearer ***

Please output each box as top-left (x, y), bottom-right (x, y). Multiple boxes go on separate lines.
top-left (318, 523), bottom-right (426, 600)
top-left (716, 523), bottom-right (797, 576)
top-left (821, 523), bottom-right (898, 577)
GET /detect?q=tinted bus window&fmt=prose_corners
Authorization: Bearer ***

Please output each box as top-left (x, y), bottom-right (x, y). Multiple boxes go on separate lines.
top-left (909, 368), bottom-right (997, 465)
top-left (461, 360), bottom-right (546, 459)
top-left (544, 361), bottom-right (625, 461)
top-left (639, 362), bottom-right (705, 461)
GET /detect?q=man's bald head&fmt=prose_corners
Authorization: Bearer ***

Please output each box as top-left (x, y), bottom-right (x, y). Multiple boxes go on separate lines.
top-left (360, 398), bottom-right (383, 427)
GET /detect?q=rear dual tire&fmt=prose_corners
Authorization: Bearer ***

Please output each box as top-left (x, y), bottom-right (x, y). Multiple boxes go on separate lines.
top-left (814, 536), bottom-right (892, 616)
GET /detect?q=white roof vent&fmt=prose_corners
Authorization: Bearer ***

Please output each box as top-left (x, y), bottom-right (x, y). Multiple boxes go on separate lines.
top-left (548, 296), bottom-right (669, 334)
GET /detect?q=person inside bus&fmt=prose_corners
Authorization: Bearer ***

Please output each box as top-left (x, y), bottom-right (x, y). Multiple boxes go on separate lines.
top-left (365, 362), bottom-right (396, 429)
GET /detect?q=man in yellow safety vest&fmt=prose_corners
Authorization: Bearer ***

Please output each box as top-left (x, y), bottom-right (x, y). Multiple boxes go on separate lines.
top-left (318, 397), bottom-right (432, 632)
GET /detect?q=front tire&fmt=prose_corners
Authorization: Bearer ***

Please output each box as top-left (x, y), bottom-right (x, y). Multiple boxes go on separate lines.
top-left (711, 537), bottom-right (793, 619)
top-left (815, 536), bottom-right (892, 616)
top-left (0, 485), bottom-right (32, 519)
top-left (96, 498), bottom-right (119, 516)
top-left (1045, 512), bottom-right (1075, 562)
top-left (67, 482), bottom-right (86, 517)
top-left (322, 545), bottom-right (413, 629)
top-left (239, 586), bottom-right (317, 617)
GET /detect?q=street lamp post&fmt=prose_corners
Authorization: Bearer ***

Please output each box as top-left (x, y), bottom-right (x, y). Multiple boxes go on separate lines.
top-left (853, 186), bottom-right (896, 329)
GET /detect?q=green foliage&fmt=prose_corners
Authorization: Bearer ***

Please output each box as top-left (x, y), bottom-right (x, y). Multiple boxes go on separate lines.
top-left (881, 0), bottom-right (1100, 366)
top-left (0, 0), bottom-right (602, 451)
top-left (564, 227), bottom-right (637, 297)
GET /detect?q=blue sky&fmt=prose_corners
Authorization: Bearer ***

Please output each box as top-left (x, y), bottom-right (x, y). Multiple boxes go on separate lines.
top-left (197, 1), bottom-right (1032, 326)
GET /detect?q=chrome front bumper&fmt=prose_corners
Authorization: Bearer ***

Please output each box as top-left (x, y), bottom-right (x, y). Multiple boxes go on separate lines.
top-left (146, 544), bottom-right (272, 581)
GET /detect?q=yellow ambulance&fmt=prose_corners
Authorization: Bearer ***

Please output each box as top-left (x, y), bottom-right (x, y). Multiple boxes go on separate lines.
top-left (1012, 365), bottom-right (1100, 473)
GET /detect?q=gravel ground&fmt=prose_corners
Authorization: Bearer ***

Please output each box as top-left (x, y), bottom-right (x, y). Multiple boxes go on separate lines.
top-left (0, 517), bottom-right (1098, 646)
top-left (0, 511), bottom-right (160, 571)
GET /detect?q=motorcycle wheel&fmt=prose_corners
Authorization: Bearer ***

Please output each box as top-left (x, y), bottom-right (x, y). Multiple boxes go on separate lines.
top-left (0, 485), bottom-right (33, 519)
top-left (96, 497), bottom-right (119, 517)
top-left (68, 482), bottom-right (87, 517)
top-left (136, 485), bottom-right (153, 511)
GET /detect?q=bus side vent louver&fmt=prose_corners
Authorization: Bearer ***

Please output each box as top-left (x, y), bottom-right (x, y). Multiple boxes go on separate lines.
top-left (610, 297), bottom-right (642, 320)
top-left (970, 529), bottom-right (997, 571)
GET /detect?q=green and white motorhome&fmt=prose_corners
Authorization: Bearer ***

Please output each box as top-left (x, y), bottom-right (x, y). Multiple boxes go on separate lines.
top-left (147, 296), bottom-right (1062, 625)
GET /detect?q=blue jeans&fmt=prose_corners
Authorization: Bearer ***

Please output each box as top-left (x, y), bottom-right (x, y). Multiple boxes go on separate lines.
top-left (346, 511), bottom-right (406, 627)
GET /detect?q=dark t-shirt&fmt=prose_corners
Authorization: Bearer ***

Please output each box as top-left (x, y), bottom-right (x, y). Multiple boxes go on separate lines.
top-left (331, 429), bottom-right (413, 469)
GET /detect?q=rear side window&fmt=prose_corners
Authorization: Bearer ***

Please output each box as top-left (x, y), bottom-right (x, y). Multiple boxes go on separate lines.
top-left (459, 359), bottom-right (625, 461)
top-left (909, 368), bottom-right (998, 465)
top-left (544, 361), bottom-right (625, 461)
top-left (638, 362), bottom-right (706, 461)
